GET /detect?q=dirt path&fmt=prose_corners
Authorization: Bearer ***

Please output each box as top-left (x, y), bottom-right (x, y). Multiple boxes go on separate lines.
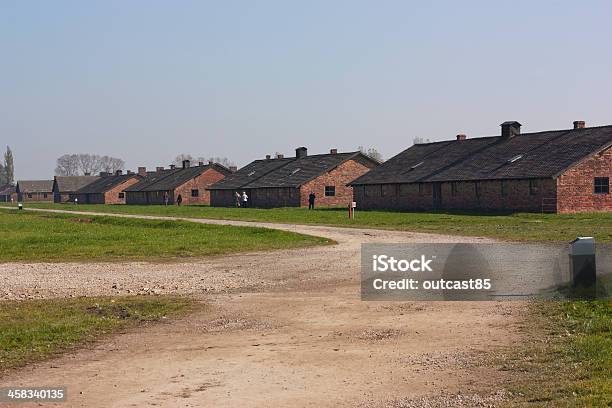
top-left (0, 208), bottom-right (525, 407)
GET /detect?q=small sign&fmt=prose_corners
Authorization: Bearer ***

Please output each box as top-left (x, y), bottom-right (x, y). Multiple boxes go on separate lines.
top-left (351, 202), bottom-right (357, 208)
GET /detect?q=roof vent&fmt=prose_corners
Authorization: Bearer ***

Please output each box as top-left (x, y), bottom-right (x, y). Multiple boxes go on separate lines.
top-left (182, 160), bottom-right (190, 169)
top-left (573, 120), bottom-right (586, 129)
top-left (501, 121), bottom-right (521, 138)
top-left (115, 170), bottom-right (123, 176)
top-left (276, 154), bottom-right (284, 159)
top-left (138, 167), bottom-right (147, 176)
top-left (295, 147), bottom-right (307, 158)
top-left (266, 154), bottom-right (271, 160)
top-left (291, 168), bottom-right (301, 175)
top-left (507, 154), bottom-right (523, 163)
top-left (330, 148), bottom-right (338, 154)
top-left (99, 172), bottom-right (110, 177)
top-left (456, 134), bottom-right (467, 141)
top-left (248, 171), bottom-right (256, 177)
top-left (156, 166), bottom-right (164, 172)
top-left (169, 164), bottom-right (176, 170)
top-left (208, 160), bottom-right (214, 165)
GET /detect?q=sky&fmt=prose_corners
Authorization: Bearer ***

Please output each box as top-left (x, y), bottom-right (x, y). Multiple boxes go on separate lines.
top-left (2, 0), bottom-right (612, 179)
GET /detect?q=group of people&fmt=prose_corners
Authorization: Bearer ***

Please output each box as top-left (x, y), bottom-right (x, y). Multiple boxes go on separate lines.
top-left (234, 191), bottom-right (317, 209)
top-left (235, 191), bottom-right (249, 208)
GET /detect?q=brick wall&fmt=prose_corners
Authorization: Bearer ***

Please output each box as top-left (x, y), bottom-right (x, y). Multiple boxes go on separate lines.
top-left (354, 178), bottom-right (556, 212)
top-left (104, 178), bottom-right (140, 204)
top-left (557, 146), bottom-right (612, 213)
top-left (300, 159), bottom-right (373, 207)
top-left (172, 167), bottom-right (227, 205)
top-left (18, 192), bottom-right (53, 202)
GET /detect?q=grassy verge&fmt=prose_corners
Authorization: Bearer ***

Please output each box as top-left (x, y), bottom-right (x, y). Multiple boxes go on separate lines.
top-left (502, 300), bottom-right (611, 407)
top-left (0, 296), bottom-right (195, 371)
top-left (6, 203), bottom-right (612, 243)
top-left (0, 209), bottom-right (331, 262)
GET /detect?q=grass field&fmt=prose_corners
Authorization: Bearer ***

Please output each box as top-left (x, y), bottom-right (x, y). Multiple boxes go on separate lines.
top-left (0, 209), bottom-right (331, 262)
top-left (0, 296), bottom-right (195, 371)
top-left (7, 202), bottom-right (612, 243)
top-left (504, 300), bottom-right (611, 407)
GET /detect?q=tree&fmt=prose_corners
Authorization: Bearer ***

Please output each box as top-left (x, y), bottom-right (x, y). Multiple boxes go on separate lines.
top-left (173, 154), bottom-right (235, 168)
top-left (358, 146), bottom-right (383, 162)
top-left (55, 153), bottom-right (124, 176)
top-left (4, 146), bottom-right (14, 184)
top-left (173, 154), bottom-right (194, 166)
top-left (0, 163), bottom-right (6, 185)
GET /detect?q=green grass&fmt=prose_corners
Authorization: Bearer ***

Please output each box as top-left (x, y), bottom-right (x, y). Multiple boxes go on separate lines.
top-left (0, 209), bottom-right (331, 262)
top-left (502, 300), bottom-right (611, 407)
top-left (8, 202), bottom-right (612, 243)
top-left (0, 296), bottom-right (195, 371)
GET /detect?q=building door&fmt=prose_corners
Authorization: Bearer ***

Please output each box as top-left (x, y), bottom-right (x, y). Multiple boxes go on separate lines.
top-left (432, 183), bottom-right (442, 209)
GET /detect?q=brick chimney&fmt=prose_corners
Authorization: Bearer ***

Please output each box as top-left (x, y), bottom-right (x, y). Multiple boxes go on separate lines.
top-left (182, 160), bottom-right (190, 169)
top-left (573, 120), bottom-right (586, 129)
top-left (156, 166), bottom-right (164, 172)
top-left (127, 170), bottom-right (134, 175)
top-left (456, 134), bottom-right (467, 141)
top-left (99, 171), bottom-right (109, 177)
top-left (138, 167), bottom-right (147, 176)
top-left (277, 153), bottom-right (284, 159)
top-left (330, 148), bottom-right (338, 154)
top-left (501, 121), bottom-right (521, 138)
top-left (208, 160), bottom-right (214, 165)
top-left (115, 170), bottom-right (123, 176)
top-left (169, 164), bottom-right (176, 170)
top-left (295, 147), bottom-right (307, 158)
top-left (266, 154), bottom-right (271, 160)
top-left (84, 172), bottom-right (91, 176)
top-left (229, 165), bottom-right (237, 172)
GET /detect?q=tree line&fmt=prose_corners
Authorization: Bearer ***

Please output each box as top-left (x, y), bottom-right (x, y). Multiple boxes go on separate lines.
top-left (55, 154), bottom-right (126, 176)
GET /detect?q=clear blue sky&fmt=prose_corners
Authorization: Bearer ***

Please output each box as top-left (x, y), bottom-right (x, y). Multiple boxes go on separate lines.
top-left (2, 0), bottom-right (612, 179)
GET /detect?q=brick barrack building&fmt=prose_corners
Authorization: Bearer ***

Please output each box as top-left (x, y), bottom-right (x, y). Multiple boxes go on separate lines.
top-left (350, 121), bottom-right (612, 213)
top-left (124, 160), bottom-right (232, 205)
top-left (209, 147), bottom-right (379, 208)
top-left (53, 175), bottom-right (99, 203)
top-left (74, 170), bottom-right (141, 204)
top-left (16, 180), bottom-right (54, 202)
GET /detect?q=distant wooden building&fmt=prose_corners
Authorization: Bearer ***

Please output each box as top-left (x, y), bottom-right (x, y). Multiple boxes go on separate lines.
top-left (125, 160), bottom-right (232, 205)
top-left (73, 171), bottom-right (141, 204)
top-left (53, 176), bottom-right (99, 203)
top-left (15, 180), bottom-right (54, 202)
top-left (209, 147), bottom-right (379, 208)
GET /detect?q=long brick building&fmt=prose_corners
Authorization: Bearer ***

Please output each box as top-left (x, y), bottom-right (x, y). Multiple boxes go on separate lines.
top-left (209, 147), bottom-right (379, 208)
top-left (73, 170), bottom-right (141, 204)
top-left (350, 121), bottom-right (612, 213)
top-left (53, 175), bottom-right (99, 203)
top-left (16, 180), bottom-right (54, 202)
top-left (125, 160), bottom-right (232, 205)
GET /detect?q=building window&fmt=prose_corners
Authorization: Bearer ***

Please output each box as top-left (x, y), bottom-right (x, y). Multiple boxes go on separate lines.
top-left (191, 189), bottom-right (199, 197)
top-left (43, 193), bottom-right (48, 198)
top-left (325, 186), bottom-right (336, 197)
top-left (418, 183), bottom-right (424, 195)
top-left (118, 193), bottom-right (125, 199)
top-left (451, 182), bottom-right (458, 196)
top-left (500, 180), bottom-right (507, 197)
top-left (594, 177), bottom-right (610, 194)
top-left (27, 193), bottom-right (32, 198)
top-left (529, 179), bottom-right (539, 195)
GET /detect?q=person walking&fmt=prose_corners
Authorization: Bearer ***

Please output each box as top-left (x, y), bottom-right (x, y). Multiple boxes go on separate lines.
top-left (241, 191), bottom-right (249, 208)
top-left (176, 194), bottom-right (182, 206)
top-left (163, 191), bottom-right (169, 206)
top-left (308, 191), bottom-right (316, 210)
top-left (235, 191), bottom-right (241, 207)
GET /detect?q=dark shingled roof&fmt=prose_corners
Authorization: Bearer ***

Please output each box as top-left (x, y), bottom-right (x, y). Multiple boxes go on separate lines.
top-left (54, 176), bottom-right (99, 193)
top-left (125, 164), bottom-right (232, 192)
top-left (209, 151), bottom-right (379, 190)
top-left (350, 125), bottom-right (612, 185)
top-left (75, 174), bottom-right (140, 194)
top-left (16, 180), bottom-right (54, 193)
top-left (208, 158), bottom-right (294, 190)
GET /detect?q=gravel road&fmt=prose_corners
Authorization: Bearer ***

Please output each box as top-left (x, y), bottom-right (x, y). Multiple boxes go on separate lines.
top-left (0, 208), bottom-right (526, 407)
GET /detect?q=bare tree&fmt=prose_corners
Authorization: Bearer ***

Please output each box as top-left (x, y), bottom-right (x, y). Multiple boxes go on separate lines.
top-left (99, 156), bottom-right (125, 173)
top-left (55, 153), bottom-right (124, 176)
top-left (173, 154), bottom-right (234, 168)
top-left (55, 154), bottom-right (80, 176)
top-left (358, 146), bottom-right (383, 162)
top-left (173, 154), bottom-right (194, 166)
top-left (207, 156), bottom-right (235, 167)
